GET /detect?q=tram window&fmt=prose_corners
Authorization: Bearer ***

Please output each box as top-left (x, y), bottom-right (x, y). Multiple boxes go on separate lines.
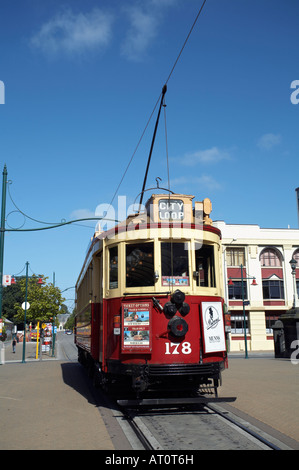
top-left (161, 242), bottom-right (189, 286)
top-left (195, 244), bottom-right (215, 287)
top-left (109, 246), bottom-right (118, 289)
top-left (126, 243), bottom-right (154, 287)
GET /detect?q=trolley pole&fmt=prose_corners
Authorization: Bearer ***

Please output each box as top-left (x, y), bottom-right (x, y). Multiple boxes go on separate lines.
top-left (139, 84), bottom-right (167, 211)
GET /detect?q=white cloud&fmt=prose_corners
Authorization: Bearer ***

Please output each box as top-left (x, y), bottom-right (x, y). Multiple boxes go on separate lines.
top-left (121, 7), bottom-right (158, 61)
top-left (30, 8), bottom-right (113, 57)
top-left (121, 0), bottom-right (179, 61)
top-left (70, 209), bottom-right (95, 220)
top-left (178, 147), bottom-right (231, 166)
top-left (257, 133), bottom-right (281, 150)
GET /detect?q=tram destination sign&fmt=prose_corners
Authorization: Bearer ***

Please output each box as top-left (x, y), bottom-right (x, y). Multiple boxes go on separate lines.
top-left (158, 199), bottom-right (184, 221)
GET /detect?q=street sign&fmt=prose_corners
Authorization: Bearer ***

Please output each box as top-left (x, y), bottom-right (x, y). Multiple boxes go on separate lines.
top-left (3, 275), bottom-right (11, 286)
top-left (21, 301), bottom-right (30, 310)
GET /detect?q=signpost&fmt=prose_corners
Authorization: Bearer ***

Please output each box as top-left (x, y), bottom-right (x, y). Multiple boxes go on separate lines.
top-left (36, 321), bottom-right (40, 360)
top-left (21, 262), bottom-right (29, 363)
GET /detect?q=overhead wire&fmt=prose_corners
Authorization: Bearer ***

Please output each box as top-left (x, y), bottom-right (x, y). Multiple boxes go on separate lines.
top-left (108, 0), bottom-right (208, 209)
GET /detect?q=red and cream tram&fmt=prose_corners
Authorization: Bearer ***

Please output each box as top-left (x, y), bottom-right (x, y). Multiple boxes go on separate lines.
top-left (75, 193), bottom-right (228, 398)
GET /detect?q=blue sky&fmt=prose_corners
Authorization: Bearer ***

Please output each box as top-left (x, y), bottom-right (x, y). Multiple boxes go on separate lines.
top-left (0, 0), bottom-right (298, 310)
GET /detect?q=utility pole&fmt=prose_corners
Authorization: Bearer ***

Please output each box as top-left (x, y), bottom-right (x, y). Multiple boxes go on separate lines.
top-left (22, 261), bottom-right (29, 363)
top-left (0, 165), bottom-right (7, 365)
top-left (0, 164), bottom-right (8, 320)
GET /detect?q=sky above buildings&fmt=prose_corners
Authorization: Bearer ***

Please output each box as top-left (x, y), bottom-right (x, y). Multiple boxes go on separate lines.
top-left (0, 0), bottom-right (298, 310)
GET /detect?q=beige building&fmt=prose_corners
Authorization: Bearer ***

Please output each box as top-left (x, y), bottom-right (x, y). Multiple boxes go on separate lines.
top-left (214, 221), bottom-right (299, 352)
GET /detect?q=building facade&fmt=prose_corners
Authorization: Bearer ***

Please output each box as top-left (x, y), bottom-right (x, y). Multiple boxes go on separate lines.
top-left (213, 221), bottom-right (299, 352)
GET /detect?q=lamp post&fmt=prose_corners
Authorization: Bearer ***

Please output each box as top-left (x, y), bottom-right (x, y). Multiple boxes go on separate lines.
top-left (51, 315), bottom-right (56, 357)
top-left (21, 262), bottom-right (29, 363)
top-left (289, 257), bottom-right (298, 309)
top-left (228, 264), bottom-right (257, 359)
top-left (0, 165), bottom-right (7, 364)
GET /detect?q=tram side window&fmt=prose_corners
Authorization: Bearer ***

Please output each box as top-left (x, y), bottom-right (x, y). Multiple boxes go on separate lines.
top-left (109, 246), bottom-right (118, 289)
top-left (195, 244), bottom-right (215, 287)
top-left (126, 243), bottom-right (154, 287)
top-left (161, 242), bottom-right (189, 286)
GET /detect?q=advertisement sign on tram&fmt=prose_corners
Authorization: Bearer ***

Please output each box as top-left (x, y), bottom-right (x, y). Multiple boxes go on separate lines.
top-left (121, 302), bottom-right (152, 353)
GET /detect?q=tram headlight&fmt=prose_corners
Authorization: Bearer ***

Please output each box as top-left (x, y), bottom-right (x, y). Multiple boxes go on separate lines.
top-left (168, 316), bottom-right (189, 337)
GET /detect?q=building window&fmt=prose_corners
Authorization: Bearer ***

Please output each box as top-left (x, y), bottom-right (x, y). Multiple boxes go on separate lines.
top-left (228, 280), bottom-right (248, 300)
top-left (265, 314), bottom-right (279, 334)
top-left (230, 314), bottom-right (249, 334)
top-left (262, 280), bottom-right (284, 299)
top-left (226, 248), bottom-right (245, 267)
top-left (260, 248), bottom-right (282, 267)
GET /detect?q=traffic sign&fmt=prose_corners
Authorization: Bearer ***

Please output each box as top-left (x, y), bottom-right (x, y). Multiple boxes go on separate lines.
top-left (21, 301), bottom-right (30, 310)
top-left (3, 275), bottom-right (11, 286)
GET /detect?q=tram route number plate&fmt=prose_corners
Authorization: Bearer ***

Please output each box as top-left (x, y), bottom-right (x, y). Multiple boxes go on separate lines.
top-left (158, 199), bottom-right (184, 221)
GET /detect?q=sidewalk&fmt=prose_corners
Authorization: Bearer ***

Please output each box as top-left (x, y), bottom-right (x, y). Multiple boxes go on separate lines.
top-left (0, 358), bottom-right (116, 450)
top-left (219, 353), bottom-right (299, 448)
top-left (2, 339), bottom-right (55, 363)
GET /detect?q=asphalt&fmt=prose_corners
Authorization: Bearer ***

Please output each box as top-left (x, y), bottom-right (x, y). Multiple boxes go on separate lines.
top-left (0, 341), bottom-right (298, 450)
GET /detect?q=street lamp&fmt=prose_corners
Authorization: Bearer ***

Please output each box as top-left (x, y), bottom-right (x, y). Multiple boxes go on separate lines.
top-left (21, 262), bottom-right (29, 363)
top-left (289, 257), bottom-right (298, 308)
top-left (228, 264), bottom-right (258, 359)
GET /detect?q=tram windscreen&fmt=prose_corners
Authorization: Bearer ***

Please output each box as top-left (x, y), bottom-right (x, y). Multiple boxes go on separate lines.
top-left (195, 244), bottom-right (215, 287)
top-left (126, 242), bottom-right (154, 287)
top-left (161, 242), bottom-right (189, 286)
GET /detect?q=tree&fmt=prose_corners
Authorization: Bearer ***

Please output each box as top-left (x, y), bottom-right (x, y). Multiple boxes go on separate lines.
top-left (2, 282), bottom-right (24, 321)
top-left (64, 309), bottom-right (76, 330)
top-left (13, 275), bottom-right (65, 325)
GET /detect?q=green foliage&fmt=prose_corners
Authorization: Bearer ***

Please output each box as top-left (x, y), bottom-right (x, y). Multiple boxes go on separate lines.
top-left (13, 275), bottom-right (65, 324)
top-left (2, 282), bottom-right (24, 321)
top-left (64, 309), bottom-right (76, 330)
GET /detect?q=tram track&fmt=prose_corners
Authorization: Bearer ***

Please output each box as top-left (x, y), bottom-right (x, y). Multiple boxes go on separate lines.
top-left (78, 363), bottom-right (293, 451)
top-left (205, 403), bottom-right (283, 451)
top-left (117, 400), bottom-right (289, 451)
top-left (57, 336), bottom-right (294, 451)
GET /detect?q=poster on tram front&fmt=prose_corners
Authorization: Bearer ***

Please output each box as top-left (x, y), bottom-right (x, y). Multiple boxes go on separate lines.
top-left (121, 301), bottom-right (152, 353)
top-left (201, 301), bottom-right (226, 353)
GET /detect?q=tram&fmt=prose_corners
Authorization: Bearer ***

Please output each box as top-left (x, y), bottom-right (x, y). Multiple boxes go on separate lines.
top-left (75, 193), bottom-right (228, 398)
